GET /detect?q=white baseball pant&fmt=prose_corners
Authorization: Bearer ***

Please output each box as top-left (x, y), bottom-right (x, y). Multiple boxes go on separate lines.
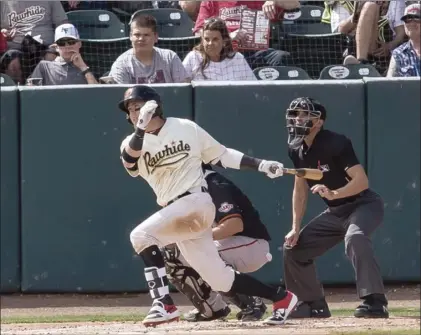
top-left (130, 191), bottom-right (236, 292)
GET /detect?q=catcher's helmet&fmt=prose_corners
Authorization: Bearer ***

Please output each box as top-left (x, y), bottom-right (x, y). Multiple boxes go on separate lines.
top-left (118, 85), bottom-right (163, 124)
top-left (286, 97), bottom-right (326, 149)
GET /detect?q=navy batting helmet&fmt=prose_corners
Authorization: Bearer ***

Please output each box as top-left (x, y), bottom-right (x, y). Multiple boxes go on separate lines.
top-left (118, 85), bottom-right (163, 124)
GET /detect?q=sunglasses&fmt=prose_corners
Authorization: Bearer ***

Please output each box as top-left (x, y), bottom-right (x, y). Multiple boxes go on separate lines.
top-left (404, 17), bottom-right (421, 23)
top-left (56, 39), bottom-right (78, 47)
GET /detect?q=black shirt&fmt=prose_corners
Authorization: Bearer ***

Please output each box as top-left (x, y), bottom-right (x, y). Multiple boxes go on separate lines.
top-left (288, 129), bottom-right (361, 207)
top-left (204, 167), bottom-right (271, 241)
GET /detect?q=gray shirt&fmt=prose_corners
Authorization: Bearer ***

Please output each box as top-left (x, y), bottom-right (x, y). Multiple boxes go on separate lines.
top-left (0, 1), bottom-right (67, 49)
top-left (109, 47), bottom-right (189, 84)
top-left (29, 58), bottom-right (88, 86)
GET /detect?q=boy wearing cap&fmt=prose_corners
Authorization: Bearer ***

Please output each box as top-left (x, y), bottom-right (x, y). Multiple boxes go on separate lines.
top-left (28, 23), bottom-right (98, 85)
top-left (387, 3), bottom-right (421, 77)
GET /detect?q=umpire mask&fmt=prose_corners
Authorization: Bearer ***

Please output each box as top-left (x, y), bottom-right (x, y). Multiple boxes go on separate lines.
top-left (286, 97), bottom-right (325, 150)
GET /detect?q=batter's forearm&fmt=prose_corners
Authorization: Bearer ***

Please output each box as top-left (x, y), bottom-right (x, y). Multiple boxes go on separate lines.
top-left (122, 128), bottom-right (145, 167)
top-left (212, 149), bottom-right (265, 171)
top-left (292, 187), bottom-right (308, 230)
top-left (240, 155), bottom-right (263, 171)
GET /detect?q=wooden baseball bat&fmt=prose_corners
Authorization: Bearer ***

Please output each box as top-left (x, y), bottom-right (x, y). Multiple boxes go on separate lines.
top-left (282, 168), bottom-right (323, 180)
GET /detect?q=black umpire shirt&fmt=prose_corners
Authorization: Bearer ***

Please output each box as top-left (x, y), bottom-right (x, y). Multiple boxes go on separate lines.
top-left (204, 167), bottom-right (271, 241)
top-left (288, 129), bottom-right (362, 207)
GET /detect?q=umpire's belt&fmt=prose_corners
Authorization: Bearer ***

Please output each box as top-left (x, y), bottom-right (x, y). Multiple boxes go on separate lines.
top-left (166, 186), bottom-right (208, 207)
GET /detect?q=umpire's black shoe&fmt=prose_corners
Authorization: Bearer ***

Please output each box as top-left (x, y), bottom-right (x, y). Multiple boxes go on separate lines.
top-left (354, 294), bottom-right (389, 319)
top-left (289, 298), bottom-right (331, 318)
top-left (184, 306), bottom-right (231, 322)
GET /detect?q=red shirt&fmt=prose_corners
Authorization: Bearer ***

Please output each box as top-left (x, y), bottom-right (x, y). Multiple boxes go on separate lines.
top-left (0, 33), bottom-right (7, 54)
top-left (193, 1), bottom-right (284, 33)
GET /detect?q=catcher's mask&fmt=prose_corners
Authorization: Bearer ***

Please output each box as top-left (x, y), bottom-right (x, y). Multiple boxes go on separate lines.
top-left (286, 97), bottom-right (326, 149)
top-left (118, 85), bottom-right (163, 125)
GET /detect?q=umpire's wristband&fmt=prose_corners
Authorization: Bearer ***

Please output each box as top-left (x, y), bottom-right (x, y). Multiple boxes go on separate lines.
top-left (128, 128), bottom-right (145, 151)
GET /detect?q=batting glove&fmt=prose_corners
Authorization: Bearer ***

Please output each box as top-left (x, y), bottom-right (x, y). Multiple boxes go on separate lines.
top-left (258, 160), bottom-right (284, 179)
top-left (136, 100), bottom-right (158, 130)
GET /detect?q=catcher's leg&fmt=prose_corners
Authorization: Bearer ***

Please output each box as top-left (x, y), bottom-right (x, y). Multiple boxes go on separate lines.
top-left (140, 245), bottom-right (180, 327)
top-left (216, 236), bottom-right (272, 321)
top-left (162, 244), bottom-right (230, 322)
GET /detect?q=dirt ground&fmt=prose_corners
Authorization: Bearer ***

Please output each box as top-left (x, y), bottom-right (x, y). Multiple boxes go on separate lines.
top-left (1, 284), bottom-right (420, 334)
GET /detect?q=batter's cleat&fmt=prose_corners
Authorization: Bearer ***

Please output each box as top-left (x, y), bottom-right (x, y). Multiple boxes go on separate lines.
top-left (289, 298), bottom-right (331, 318)
top-left (236, 297), bottom-right (267, 322)
top-left (262, 291), bottom-right (298, 325)
top-left (142, 299), bottom-right (181, 327)
top-left (354, 294), bottom-right (389, 319)
top-left (184, 306), bottom-right (231, 322)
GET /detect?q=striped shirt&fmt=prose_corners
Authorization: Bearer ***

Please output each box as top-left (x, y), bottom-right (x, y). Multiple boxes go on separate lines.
top-left (391, 41), bottom-right (421, 77)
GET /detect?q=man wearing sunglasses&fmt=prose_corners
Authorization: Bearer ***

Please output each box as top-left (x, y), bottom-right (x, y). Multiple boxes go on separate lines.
top-left (28, 23), bottom-right (97, 85)
top-left (387, 3), bottom-right (421, 77)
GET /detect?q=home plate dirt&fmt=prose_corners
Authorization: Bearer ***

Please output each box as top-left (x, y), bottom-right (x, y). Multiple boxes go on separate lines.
top-left (1, 285), bottom-right (420, 335)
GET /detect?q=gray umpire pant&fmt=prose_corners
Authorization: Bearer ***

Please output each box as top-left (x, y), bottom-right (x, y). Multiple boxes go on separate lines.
top-left (283, 189), bottom-right (385, 302)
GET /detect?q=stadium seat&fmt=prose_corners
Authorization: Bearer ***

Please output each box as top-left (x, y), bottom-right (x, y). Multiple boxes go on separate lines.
top-left (319, 64), bottom-right (382, 80)
top-left (282, 5), bottom-right (331, 35)
top-left (0, 73), bottom-right (16, 86)
top-left (254, 66), bottom-right (311, 80)
top-left (130, 8), bottom-right (196, 38)
top-left (66, 10), bottom-right (127, 39)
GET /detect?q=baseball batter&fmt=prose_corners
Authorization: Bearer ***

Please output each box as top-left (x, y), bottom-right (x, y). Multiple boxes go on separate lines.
top-left (119, 85), bottom-right (298, 326)
top-left (281, 97), bottom-right (388, 319)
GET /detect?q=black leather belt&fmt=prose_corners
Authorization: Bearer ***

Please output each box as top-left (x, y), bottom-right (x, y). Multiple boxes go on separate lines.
top-left (166, 187), bottom-right (207, 207)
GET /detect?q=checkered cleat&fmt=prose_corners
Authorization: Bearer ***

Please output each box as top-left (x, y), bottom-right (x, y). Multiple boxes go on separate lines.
top-left (262, 291), bottom-right (298, 325)
top-left (142, 299), bottom-right (180, 327)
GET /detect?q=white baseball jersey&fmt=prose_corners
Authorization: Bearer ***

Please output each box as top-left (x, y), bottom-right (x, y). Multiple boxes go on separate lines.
top-left (120, 117), bottom-right (226, 207)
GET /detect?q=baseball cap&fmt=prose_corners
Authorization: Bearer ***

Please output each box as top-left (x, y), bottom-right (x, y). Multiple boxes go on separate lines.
top-left (401, 3), bottom-right (421, 22)
top-left (54, 23), bottom-right (80, 42)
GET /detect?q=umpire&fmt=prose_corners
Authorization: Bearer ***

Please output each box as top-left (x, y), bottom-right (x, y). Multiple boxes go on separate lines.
top-left (281, 97), bottom-right (388, 319)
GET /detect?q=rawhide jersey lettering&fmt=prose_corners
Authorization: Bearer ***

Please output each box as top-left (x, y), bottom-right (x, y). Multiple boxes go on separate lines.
top-left (288, 129), bottom-right (361, 207)
top-left (204, 168), bottom-right (271, 241)
top-left (120, 118), bottom-right (226, 206)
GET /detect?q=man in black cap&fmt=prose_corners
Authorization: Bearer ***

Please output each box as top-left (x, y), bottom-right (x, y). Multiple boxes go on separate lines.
top-left (281, 97), bottom-right (389, 319)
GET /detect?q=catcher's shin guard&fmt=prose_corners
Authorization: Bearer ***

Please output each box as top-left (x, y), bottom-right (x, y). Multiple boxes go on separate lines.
top-left (163, 244), bottom-right (225, 319)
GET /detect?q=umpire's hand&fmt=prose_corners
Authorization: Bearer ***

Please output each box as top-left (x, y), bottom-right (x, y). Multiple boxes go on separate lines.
top-left (285, 229), bottom-right (299, 248)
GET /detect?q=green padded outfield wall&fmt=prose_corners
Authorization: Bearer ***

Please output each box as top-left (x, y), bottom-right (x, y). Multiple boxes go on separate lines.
top-left (20, 84), bottom-right (193, 292)
top-left (365, 78), bottom-right (420, 281)
top-left (194, 81), bottom-right (366, 285)
top-left (0, 87), bottom-right (21, 292)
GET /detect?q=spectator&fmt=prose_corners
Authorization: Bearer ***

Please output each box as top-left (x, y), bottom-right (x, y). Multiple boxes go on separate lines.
top-left (340, 0), bottom-right (406, 68)
top-left (62, 1), bottom-right (110, 11)
top-left (183, 17), bottom-right (256, 81)
top-left (321, 1), bottom-right (354, 33)
top-left (387, 3), bottom-right (421, 77)
top-left (192, 1), bottom-right (300, 69)
top-left (0, 1), bottom-right (68, 50)
top-left (179, 1), bottom-right (201, 21)
top-left (0, 29), bottom-right (8, 54)
top-left (0, 49), bottom-right (23, 84)
top-left (109, 14), bottom-right (189, 84)
top-left (28, 23), bottom-right (98, 85)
